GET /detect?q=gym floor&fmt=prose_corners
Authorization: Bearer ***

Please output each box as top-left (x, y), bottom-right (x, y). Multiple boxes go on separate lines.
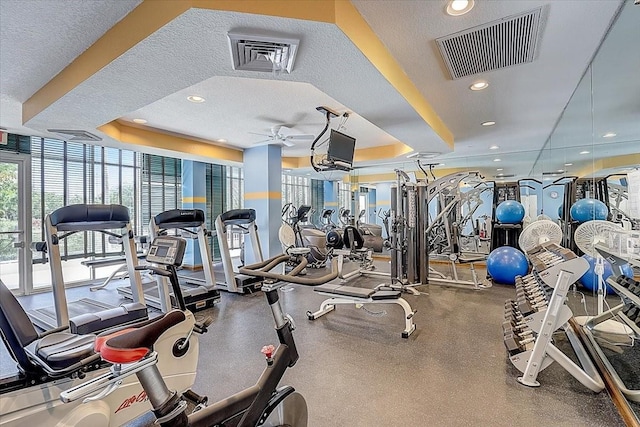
top-left (3, 261), bottom-right (633, 426)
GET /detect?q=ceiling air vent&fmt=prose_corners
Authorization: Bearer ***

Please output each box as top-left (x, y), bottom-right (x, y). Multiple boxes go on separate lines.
top-left (47, 129), bottom-right (102, 142)
top-left (436, 7), bottom-right (543, 79)
top-left (228, 32), bottom-right (299, 73)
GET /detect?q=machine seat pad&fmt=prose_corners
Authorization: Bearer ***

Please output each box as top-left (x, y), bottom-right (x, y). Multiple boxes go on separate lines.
top-left (314, 284), bottom-right (375, 299)
top-left (33, 332), bottom-right (96, 370)
top-left (371, 290), bottom-right (401, 300)
top-left (98, 310), bottom-right (186, 364)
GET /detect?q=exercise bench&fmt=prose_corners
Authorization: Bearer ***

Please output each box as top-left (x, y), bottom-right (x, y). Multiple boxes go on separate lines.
top-left (306, 283), bottom-right (417, 338)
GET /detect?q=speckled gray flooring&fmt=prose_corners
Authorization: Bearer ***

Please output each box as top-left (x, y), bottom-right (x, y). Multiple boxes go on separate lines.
top-left (3, 262), bottom-right (632, 426)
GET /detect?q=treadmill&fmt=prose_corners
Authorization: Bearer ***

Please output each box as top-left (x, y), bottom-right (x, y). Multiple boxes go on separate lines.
top-left (27, 204), bottom-right (148, 334)
top-left (213, 209), bottom-right (263, 293)
top-left (117, 209), bottom-right (220, 312)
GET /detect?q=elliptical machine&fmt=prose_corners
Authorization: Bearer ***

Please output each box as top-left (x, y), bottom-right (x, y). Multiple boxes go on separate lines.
top-left (62, 243), bottom-right (339, 427)
top-left (279, 203), bottom-right (330, 268)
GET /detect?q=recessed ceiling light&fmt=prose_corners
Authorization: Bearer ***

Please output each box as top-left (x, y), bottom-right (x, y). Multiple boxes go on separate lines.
top-left (497, 173), bottom-right (504, 176)
top-left (489, 145), bottom-right (499, 150)
top-left (470, 80), bottom-right (488, 91)
top-left (493, 158), bottom-right (501, 162)
top-left (446, 0), bottom-right (475, 16)
top-left (284, 169), bottom-right (292, 172)
top-left (496, 168), bottom-right (503, 171)
top-left (132, 118), bottom-right (147, 124)
top-left (187, 95), bottom-right (205, 103)
top-left (557, 169), bottom-right (564, 173)
top-left (580, 150), bottom-right (590, 155)
top-left (482, 121), bottom-right (496, 126)
top-left (215, 138), bottom-right (227, 143)
top-left (544, 177), bottom-right (552, 181)
top-left (602, 132), bottom-right (616, 138)
top-left (439, 163), bottom-right (446, 166)
top-left (564, 163), bottom-right (573, 166)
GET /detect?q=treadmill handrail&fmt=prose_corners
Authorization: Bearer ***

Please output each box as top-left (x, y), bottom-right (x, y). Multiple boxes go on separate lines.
top-left (239, 254), bottom-right (338, 285)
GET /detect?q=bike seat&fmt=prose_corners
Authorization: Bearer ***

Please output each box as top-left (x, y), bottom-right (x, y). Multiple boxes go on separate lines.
top-left (96, 310), bottom-right (186, 364)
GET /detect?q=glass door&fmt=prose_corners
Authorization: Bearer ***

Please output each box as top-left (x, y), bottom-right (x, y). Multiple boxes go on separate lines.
top-left (0, 152), bottom-right (31, 294)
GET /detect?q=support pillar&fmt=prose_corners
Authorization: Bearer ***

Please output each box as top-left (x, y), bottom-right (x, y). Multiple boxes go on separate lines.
top-left (243, 145), bottom-right (282, 259)
top-left (182, 160), bottom-right (206, 268)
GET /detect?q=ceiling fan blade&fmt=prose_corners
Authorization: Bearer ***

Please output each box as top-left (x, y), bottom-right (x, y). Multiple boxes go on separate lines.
top-left (285, 134), bottom-right (315, 140)
top-left (248, 131), bottom-right (273, 137)
top-left (281, 140), bottom-right (296, 147)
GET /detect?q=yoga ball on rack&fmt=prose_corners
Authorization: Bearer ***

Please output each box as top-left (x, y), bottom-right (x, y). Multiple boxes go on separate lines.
top-left (486, 246), bottom-right (529, 285)
top-left (570, 198), bottom-right (608, 223)
top-left (495, 200), bottom-right (525, 224)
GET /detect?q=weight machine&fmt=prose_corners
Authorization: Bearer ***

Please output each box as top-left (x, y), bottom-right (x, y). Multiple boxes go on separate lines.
top-left (387, 167), bottom-right (490, 292)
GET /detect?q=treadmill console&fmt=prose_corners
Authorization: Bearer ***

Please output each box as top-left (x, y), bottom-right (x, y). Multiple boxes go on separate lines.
top-left (146, 236), bottom-right (186, 266)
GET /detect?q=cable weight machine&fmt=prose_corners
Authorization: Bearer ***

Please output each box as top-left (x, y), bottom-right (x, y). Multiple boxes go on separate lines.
top-left (387, 166), bottom-right (490, 293)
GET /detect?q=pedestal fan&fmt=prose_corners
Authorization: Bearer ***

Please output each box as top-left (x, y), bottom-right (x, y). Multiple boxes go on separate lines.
top-left (518, 220), bottom-right (563, 253)
top-left (574, 220), bottom-right (631, 335)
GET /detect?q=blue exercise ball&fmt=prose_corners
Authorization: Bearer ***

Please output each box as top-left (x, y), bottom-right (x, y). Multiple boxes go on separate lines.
top-left (487, 246), bottom-right (529, 285)
top-left (558, 204), bottom-right (564, 219)
top-left (570, 198), bottom-right (608, 223)
top-left (495, 200), bottom-right (525, 224)
top-left (578, 254), bottom-right (634, 294)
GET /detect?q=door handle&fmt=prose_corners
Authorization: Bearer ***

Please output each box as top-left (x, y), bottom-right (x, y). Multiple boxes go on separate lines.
top-left (13, 241), bottom-right (25, 249)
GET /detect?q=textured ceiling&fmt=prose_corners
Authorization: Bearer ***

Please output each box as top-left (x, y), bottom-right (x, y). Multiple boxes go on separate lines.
top-left (0, 0), bottom-right (141, 102)
top-left (0, 0), bottom-right (634, 180)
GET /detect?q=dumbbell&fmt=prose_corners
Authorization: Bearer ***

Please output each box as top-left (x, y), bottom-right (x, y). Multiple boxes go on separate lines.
top-left (502, 322), bottom-right (533, 338)
top-left (504, 308), bottom-right (525, 323)
top-left (616, 276), bottom-right (638, 288)
top-left (515, 280), bottom-right (542, 292)
top-left (516, 287), bottom-right (546, 299)
top-left (624, 306), bottom-right (639, 321)
top-left (503, 334), bottom-right (535, 355)
top-left (517, 293), bottom-right (547, 306)
top-left (503, 317), bottom-right (529, 330)
top-left (514, 300), bottom-right (535, 316)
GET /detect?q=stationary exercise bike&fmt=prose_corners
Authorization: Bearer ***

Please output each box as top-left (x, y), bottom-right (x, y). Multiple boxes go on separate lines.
top-left (62, 240), bottom-right (339, 426)
top-left (0, 242), bottom-right (206, 426)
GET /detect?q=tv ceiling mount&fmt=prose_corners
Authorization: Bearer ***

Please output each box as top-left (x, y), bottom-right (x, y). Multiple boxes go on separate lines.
top-left (310, 106), bottom-right (354, 172)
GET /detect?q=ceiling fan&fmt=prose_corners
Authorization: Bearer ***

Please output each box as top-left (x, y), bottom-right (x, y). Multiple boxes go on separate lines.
top-left (250, 125), bottom-right (315, 147)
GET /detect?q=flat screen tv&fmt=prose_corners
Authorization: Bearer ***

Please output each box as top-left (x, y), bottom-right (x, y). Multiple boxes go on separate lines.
top-left (327, 129), bottom-right (356, 165)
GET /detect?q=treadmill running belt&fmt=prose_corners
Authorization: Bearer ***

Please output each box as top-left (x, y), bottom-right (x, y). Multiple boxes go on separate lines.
top-left (30, 298), bottom-right (114, 320)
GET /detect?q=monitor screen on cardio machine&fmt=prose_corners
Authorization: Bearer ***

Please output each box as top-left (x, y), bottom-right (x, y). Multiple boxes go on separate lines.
top-left (146, 236), bottom-right (186, 266)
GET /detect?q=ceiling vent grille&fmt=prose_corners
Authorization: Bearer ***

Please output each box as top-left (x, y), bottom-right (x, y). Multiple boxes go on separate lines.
top-left (436, 7), bottom-right (543, 79)
top-left (47, 129), bottom-right (102, 142)
top-left (228, 32), bottom-right (299, 73)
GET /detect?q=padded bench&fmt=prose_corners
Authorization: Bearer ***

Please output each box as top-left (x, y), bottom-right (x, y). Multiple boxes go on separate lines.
top-left (313, 284), bottom-right (400, 300)
top-left (308, 284), bottom-right (416, 338)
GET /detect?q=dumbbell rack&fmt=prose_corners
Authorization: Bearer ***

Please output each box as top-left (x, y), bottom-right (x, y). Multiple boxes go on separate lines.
top-left (583, 246), bottom-right (640, 402)
top-left (503, 242), bottom-right (604, 392)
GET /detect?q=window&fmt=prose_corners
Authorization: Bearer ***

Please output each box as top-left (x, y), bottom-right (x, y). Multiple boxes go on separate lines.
top-left (282, 174), bottom-right (310, 209)
top-left (337, 181), bottom-right (352, 213)
top-left (310, 179), bottom-right (324, 226)
top-left (30, 137), bottom-right (142, 286)
top-left (140, 154), bottom-right (181, 236)
top-left (225, 166), bottom-right (244, 211)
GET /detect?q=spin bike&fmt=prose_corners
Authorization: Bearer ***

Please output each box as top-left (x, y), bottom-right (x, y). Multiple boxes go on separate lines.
top-left (62, 240), bottom-right (339, 426)
top-left (0, 244), bottom-right (206, 426)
